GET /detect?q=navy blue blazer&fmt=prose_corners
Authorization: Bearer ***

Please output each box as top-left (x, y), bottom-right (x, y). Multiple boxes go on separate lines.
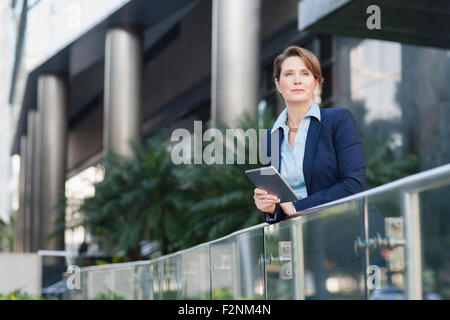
top-left (263, 107), bottom-right (366, 224)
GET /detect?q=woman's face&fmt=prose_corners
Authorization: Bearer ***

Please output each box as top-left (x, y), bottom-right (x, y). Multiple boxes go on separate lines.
top-left (275, 56), bottom-right (318, 105)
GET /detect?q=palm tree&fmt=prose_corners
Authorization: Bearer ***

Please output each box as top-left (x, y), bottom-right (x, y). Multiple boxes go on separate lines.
top-left (182, 112), bottom-right (272, 242)
top-left (68, 110), bottom-right (274, 260)
top-left (74, 135), bottom-right (192, 259)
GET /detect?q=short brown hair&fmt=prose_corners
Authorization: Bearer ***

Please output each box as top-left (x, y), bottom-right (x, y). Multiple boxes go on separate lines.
top-left (273, 46), bottom-right (324, 89)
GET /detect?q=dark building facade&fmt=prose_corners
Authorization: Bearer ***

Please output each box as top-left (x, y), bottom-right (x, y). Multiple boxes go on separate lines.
top-left (10, 0), bottom-right (450, 259)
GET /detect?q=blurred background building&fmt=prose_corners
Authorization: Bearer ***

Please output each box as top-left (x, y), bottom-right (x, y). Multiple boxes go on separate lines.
top-left (0, 0), bottom-right (18, 234)
top-left (1, 0), bottom-right (449, 293)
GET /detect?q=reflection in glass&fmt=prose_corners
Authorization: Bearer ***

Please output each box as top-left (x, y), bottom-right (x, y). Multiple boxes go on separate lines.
top-left (210, 229), bottom-right (265, 300)
top-left (135, 264), bottom-right (151, 300)
top-left (264, 220), bottom-right (297, 300)
top-left (180, 245), bottom-right (210, 299)
top-left (302, 200), bottom-right (365, 300)
top-left (86, 269), bottom-right (113, 299)
top-left (111, 267), bottom-right (135, 299)
top-left (367, 192), bottom-right (405, 299)
top-left (161, 256), bottom-right (182, 299)
top-left (419, 184), bottom-right (450, 300)
top-left (149, 261), bottom-right (163, 300)
top-left (265, 200), bottom-right (365, 300)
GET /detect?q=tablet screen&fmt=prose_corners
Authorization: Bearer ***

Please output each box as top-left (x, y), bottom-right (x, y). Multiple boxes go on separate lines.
top-left (245, 166), bottom-right (300, 203)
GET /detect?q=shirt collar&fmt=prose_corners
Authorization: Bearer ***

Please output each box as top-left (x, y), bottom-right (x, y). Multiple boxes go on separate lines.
top-left (271, 100), bottom-right (321, 134)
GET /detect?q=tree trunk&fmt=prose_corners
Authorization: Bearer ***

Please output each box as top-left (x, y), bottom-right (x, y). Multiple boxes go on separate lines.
top-left (126, 246), bottom-right (141, 261)
top-left (159, 211), bottom-right (169, 255)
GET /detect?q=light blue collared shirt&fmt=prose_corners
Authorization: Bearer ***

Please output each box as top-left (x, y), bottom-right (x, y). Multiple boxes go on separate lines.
top-left (271, 101), bottom-right (321, 199)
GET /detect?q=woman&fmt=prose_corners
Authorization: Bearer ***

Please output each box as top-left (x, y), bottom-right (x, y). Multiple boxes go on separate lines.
top-left (254, 46), bottom-right (366, 224)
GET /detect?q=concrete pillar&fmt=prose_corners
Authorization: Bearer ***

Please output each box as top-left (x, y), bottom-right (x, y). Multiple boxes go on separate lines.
top-left (26, 110), bottom-right (41, 252)
top-left (32, 111), bottom-right (42, 253)
top-left (17, 136), bottom-right (27, 252)
top-left (24, 111), bottom-right (36, 252)
top-left (211, 0), bottom-right (261, 128)
top-left (104, 26), bottom-right (142, 158)
top-left (37, 74), bottom-right (67, 254)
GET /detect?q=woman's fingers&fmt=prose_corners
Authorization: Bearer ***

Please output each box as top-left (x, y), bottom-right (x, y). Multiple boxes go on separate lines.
top-left (256, 199), bottom-right (280, 208)
top-left (254, 188), bottom-right (280, 213)
top-left (254, 189), bottom-right (280, 202)
top-left (254, 188), bottom-right (278, 196)
top-left (254, 188), bottom-right (267, 195)
top-left (256, 200), bottom-right (275, 206)
top-left (254, 194), bottom-right (280, 202)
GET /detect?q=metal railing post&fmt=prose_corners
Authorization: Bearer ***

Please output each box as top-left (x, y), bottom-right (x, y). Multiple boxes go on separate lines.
top-left (291, 220), bottom-right (305, 300)
top-left (402, 191), bottom-right (423, 300)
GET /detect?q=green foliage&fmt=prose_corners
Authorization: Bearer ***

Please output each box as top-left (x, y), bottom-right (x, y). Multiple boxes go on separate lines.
top-left (67, 134), bottom-right (191, 259)
top-left (93, 289), bottom-right (125, 300)
top-left (183, 163), bottom-right (262, 242)
top-left (211, 287), bottom-right (262, 300)
top-left (180, 112), bottom-right (269, 244)
top-left (0, 211), bottom-right (15, 252)
top-left (0, 289), bottom-right (52, 300)
top-left (212, 287), bottom-right (235, 300)
top-left (363, 135), bottom-right (420, 189)
top-left (64, 112), bottom-right (271, 260)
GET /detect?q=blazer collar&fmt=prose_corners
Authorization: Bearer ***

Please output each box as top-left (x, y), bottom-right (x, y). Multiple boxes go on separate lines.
top-left (270, 106), bottom-right (323, 194)
top-left (271, 100), bottom-right (321, 134)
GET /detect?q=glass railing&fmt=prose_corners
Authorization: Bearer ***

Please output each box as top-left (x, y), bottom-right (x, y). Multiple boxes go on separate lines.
top-left (64, 163), bottom-right (450, 300)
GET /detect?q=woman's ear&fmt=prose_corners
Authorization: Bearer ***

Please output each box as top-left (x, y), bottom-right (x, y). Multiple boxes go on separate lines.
top-left (275, 79), bottom-right (281, 94)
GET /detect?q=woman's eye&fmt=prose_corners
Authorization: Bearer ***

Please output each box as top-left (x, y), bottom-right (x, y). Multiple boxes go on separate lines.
top-left (285, 72), bottom-right (309, 76)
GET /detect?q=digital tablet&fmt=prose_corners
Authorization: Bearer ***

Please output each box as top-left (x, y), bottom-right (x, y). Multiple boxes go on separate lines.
top-left (245, 166), bottom-right (300, 203)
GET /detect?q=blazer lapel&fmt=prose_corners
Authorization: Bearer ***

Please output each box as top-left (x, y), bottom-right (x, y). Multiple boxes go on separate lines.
top-left (303, 115), bottom-right (323, 194)
top-left (277, 128), bottom-right (283, 172)
top-left (266, 127), bottom-right (283, 171)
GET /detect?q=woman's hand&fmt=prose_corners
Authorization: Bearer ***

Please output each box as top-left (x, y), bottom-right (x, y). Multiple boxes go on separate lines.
top-left (280, 202), bottom-right (296, 215)
top-left (254, 188), bottom-right (280, 214)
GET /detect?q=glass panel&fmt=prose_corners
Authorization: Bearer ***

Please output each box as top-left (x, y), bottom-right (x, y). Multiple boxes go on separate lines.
top-left (111, 267), bottom-right (135, 299)
top-left (366, 191), bottom-right (405, 299)
top-left (180, 245), bottom-right (211, 300)
top-left (210, 228), bottom-right (265, 300)
top-left (265, 199), bottom-right (365, 300)
top-left (25, 0), bottom-right (132, 70)
top-left (80, 270), bottom-right (89, 299)
top-left (135, 264), bottom-right (151, 300)
top-left (87, 269), bottom-right (113, 299)
top-left (65, 272), bottom-right (85, 300)
top-left (419, 184), bottom-right (450, 300)
top-left (236, 229), bottom-right (265, 300)
top-left (149, 261), bottom-right (163, 300)
top-left (264, 219), bottom-right (298, 300)
top-left (303, 200), bottom-right (365, 300)
top-left (161, 256), bottom-right (182, 299)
